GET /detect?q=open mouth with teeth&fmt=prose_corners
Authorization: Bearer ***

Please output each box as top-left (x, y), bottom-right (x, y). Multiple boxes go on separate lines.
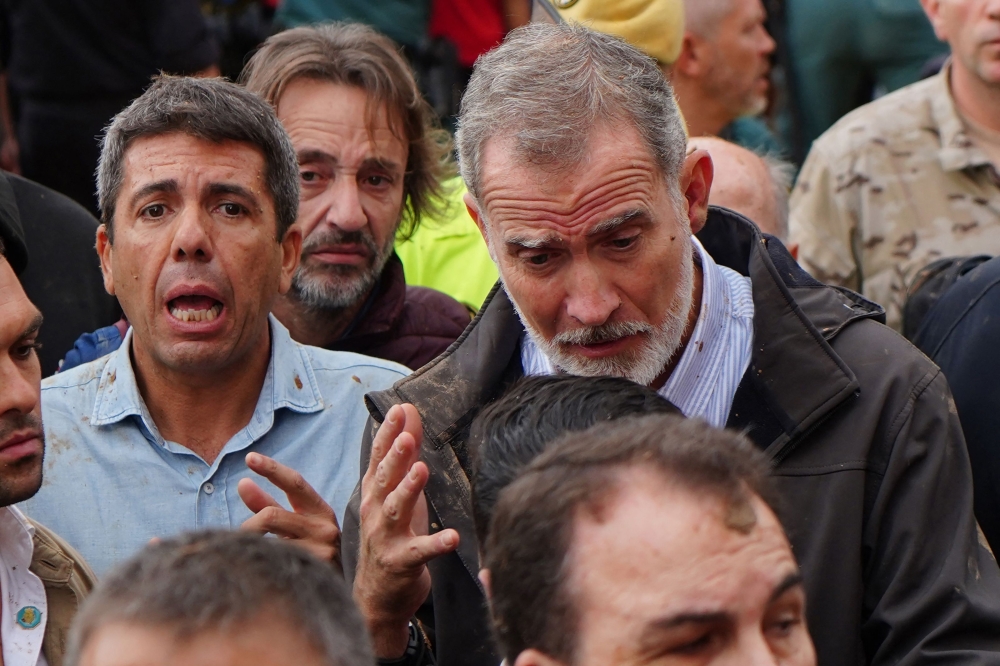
top-left (168, 295), bottom-right (223, 323)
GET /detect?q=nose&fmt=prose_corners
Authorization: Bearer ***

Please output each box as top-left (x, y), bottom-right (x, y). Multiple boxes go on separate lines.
top-left (761, 28), bottom-right (777, 56)
top-left (323, 176), bottom-right (368, 233)
top-left (563, 262), bottom-right (620, 327)
top-left (0, 355), bottom-right (38, 419)
top-left (170, 206), bottom-right (214, 262)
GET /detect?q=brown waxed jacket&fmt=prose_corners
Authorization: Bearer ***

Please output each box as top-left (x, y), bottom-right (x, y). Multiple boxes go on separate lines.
top-left (343, 207), bottom-right (1000, 666)
top-left (29, 519), bottom-right (97, 666)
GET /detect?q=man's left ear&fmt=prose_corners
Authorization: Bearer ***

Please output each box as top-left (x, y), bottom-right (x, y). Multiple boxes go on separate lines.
top-left (680, 149), bottom-right (714, 235)
top-left (278, 226), bottom-right (303, 294)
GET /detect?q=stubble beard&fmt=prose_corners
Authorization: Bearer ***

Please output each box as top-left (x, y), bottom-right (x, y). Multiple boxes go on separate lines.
top-left (0, 412), bottom-right (44, 506)
top-left (290, 229), bottom-right (396, 311)
top-left (512, 241), bottom-right (696, 387)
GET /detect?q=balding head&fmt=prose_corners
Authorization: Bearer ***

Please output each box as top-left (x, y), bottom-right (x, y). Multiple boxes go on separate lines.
top-left (688, 136), bottom-right (792, 239)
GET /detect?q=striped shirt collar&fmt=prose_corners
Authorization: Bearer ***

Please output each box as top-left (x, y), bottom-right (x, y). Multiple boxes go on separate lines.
top-left (520, 236), bottom-right (754, 427)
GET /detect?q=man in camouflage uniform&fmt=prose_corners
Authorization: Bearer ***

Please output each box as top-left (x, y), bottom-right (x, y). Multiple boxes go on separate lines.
top-left (789, 0), bottom-right (1000, 332)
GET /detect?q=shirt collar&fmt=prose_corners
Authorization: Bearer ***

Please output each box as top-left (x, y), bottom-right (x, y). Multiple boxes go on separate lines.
top-left (91, 314), bottom-right (325, 433)
top-left (0, 507), bottom-right (35, 572)
top-left (933, 61), bottom-right (994, 172)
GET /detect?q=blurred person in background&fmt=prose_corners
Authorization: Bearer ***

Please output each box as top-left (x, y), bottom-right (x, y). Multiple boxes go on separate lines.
top-left (673, 0), bottom-right (784, 154)
top-left (0, 0), bottom-right (219, 216)
top-left (67, 532), bottom-right (373, 666)
top-left (688, 135), bottom-right (796, 243)
top-left (242, 23), bottom-right (471, 369)
top-left (782, 0), bottom-right (948, 163)
top-left (790, 0), bottom-right (1000, 332)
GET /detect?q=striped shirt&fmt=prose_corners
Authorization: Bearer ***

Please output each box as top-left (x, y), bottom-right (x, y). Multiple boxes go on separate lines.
top-left (520, 236), bottom-right (754, 428)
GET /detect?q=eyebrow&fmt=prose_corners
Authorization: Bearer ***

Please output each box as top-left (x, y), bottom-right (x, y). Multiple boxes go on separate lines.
top-left (297, 149), bottom-right (404, 175)
top-left (504, 232), bottom-right (563, 250)
top-left (207, 182), bottom-right (260, 207)
top-left (768, 571), bottom-right (804, 604)
top-left (18, 312), bottom-right (43, 341)
top-left (127, 179), bottom-right (178, 212)
top-left (586, 209), bottom-right (646, 237)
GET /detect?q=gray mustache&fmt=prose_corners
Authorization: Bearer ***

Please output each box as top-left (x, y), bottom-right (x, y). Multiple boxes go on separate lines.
top-left (553, 321), bottom-right (653, 346)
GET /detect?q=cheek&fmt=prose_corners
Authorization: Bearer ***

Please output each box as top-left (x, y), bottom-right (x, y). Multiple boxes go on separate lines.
top-left (364, 190), bottom-right (405, 245)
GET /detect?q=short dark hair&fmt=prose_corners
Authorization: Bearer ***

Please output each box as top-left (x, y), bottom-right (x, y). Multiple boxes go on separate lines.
top-left (97, 75), bottom-right (300, 242)
top-left (484, 414), bottom-right (779, 664)
top-left (241, 22), bottom-right (455, 241)
top-left (66, 531), bottom-right (374, 666)
top-left (470, 375), bottom-right (680, 545)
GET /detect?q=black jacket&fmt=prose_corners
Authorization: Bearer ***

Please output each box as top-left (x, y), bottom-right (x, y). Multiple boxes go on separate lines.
top-left (344, 208), bottom-right (1000, 666)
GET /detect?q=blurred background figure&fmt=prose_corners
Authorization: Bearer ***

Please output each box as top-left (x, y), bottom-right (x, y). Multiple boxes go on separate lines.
top-left (688, 135), bottom-right (796, 243)
top-left (781, 0), bottom-right (948, 163)
top-left (0, 0), bottom-right (219, 216)
top-left (66, 532), bottom-right (374, 666)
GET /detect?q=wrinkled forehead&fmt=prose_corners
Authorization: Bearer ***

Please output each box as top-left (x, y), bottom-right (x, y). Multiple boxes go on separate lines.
top-left (477, 127), bottom-right (674, 235)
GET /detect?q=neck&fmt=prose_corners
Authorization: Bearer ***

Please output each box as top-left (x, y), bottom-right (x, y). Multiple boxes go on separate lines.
top-left (271, 289), bottom-right (370, 348)
top-left (649, 259), bottom-right (704, 391)
top-left (950, 60), bottom-right (1000, 133)
top-left (131, 324), bottom-right (272, 464)
top-left (671, 75), bottom-right (731, 137)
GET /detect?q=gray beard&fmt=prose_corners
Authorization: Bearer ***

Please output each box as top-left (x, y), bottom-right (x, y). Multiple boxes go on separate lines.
top-left (510, 242), bottom-right (695, 387)
top-left (290, 231), bottom-right (395, 311)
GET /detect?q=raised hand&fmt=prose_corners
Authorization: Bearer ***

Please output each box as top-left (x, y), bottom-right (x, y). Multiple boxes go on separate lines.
top-left (354, 403), bottom-right (459, 658)
top-left (238, 452), bottom-right (342, 571)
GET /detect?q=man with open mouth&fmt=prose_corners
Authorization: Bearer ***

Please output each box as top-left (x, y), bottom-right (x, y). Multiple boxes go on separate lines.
top-left (20, 76), bottom-right (409, 577)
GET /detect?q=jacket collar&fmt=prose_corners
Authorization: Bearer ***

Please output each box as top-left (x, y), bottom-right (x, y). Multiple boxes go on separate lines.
top-left (931, 62), bottom-right (994, 173)
top-left (91, 315), bottom-right (325, 439)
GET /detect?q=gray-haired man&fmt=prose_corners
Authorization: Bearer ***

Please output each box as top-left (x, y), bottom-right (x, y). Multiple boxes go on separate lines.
top-left (20, 76), bottom-right (409, 576)
top-left (67, 531), bottom-right (373, 666)
top-left (344, 21), bottom-right (1000, 666)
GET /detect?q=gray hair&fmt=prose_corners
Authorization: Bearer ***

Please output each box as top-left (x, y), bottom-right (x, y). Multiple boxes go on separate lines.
top-left (97, 75), bottom-right (300, 241)
top-left (763, 152), bottom-right (794, 240)
top-left (456, 22), bottom-right (687, 212)
top-left (65, 531), bottom-right (374, 666)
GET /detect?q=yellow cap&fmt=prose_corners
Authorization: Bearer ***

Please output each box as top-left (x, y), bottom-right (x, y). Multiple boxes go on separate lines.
top-left (554, 0), bottom-right (685, 66)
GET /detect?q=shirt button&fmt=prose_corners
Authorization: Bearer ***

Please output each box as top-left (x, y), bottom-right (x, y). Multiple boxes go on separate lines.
top-left (203, 483), bottom-right (215, 495)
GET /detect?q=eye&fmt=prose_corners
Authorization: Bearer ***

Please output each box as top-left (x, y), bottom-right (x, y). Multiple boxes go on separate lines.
top-left (300, 170), bottom-right (319, 183)
top-left (528, 253), bottom-right (550, 266)
top-left (766, 615), bottom-right (802, 638)
top-left (142, 204), bottom-right (166, 218)
top-left (364, 174), bottom-right (391, 187)
top-left (220, 203), bottom-right (245, 217)
top-left (13, 341), bottom-right (41, 361)
top-left (611, 235), bottom-right (638, 249)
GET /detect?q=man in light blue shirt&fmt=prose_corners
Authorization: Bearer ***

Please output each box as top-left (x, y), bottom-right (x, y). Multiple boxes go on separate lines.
top-left (21, 75), bottom-right (408, 576)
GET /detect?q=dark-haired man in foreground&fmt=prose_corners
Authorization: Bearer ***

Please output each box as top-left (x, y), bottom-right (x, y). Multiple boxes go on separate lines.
top-left (484, 414), bottom-right (816, 666)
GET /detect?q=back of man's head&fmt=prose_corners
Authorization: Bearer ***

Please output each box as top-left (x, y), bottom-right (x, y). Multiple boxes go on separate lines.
top-left (66, 531), bottom-right (374, 666)
top-left (485, 414), bottom-right (790, 665)
top-left (470, 375), bottom-right (680, 545)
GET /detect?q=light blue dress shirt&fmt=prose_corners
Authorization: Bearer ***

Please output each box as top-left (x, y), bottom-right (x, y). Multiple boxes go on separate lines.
top-left (522, 236), bottom-right (754, 428)
top-left (22, 315), bottom-right (408, 576)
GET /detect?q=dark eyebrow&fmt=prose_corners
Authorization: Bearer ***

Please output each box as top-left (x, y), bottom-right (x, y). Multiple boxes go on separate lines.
top-left (207, 182), bottom-right (259, 203)
top-left (19, 312), bottom-right (43, 340)
top-left (586, 209), bottom-right (646, 237)
top-left (128, 179), bottom-right (178, 212)
top-left (297, 148), bottom-right (337, 166)
top-left (768, 571), bottom-right (804, 604)
top-left (360, 156), bottom-right (404, 174)
top-left (645, 610), bottom-right (730, 632)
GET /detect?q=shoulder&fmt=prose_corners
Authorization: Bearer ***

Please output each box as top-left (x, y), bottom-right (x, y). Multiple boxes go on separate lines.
top-left (401, 286), bottom-right (473, 334)
top-left (810, 76), bottom-right (941, 161)
top-left (28, 518), bottom-right (98, 593)
top-left (301, 345), bottom-right (410, 385)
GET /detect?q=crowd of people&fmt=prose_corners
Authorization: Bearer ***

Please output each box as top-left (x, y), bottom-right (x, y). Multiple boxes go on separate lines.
top-left (0, 0), bottom-right (999, 665)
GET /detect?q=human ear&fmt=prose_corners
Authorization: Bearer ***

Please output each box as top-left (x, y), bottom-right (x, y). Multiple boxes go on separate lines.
top-left (919, 0), bottom-right (948, 41)
top-left (513, 648), bottom-right (565, 666)
top-left (278, 226), bottom-right (302, 295)
top-left (673, 33), bottom-right (704, 78)
top-left (96, 225), bottom-right (116, 296)
top-left (680, 149), bottom-right (714, 235)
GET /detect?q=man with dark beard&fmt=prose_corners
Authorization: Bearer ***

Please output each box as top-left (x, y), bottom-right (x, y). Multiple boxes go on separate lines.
top-left (242, 23), bottom-right (471, 370)
top-left (0, 189), bottom-right (96, 665)
top-left (344, 22), bottom-right (1000, 666)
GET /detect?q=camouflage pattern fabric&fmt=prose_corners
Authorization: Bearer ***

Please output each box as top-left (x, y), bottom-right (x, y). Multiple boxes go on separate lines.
top-left (790, 65), bottom-right (1000, 331)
